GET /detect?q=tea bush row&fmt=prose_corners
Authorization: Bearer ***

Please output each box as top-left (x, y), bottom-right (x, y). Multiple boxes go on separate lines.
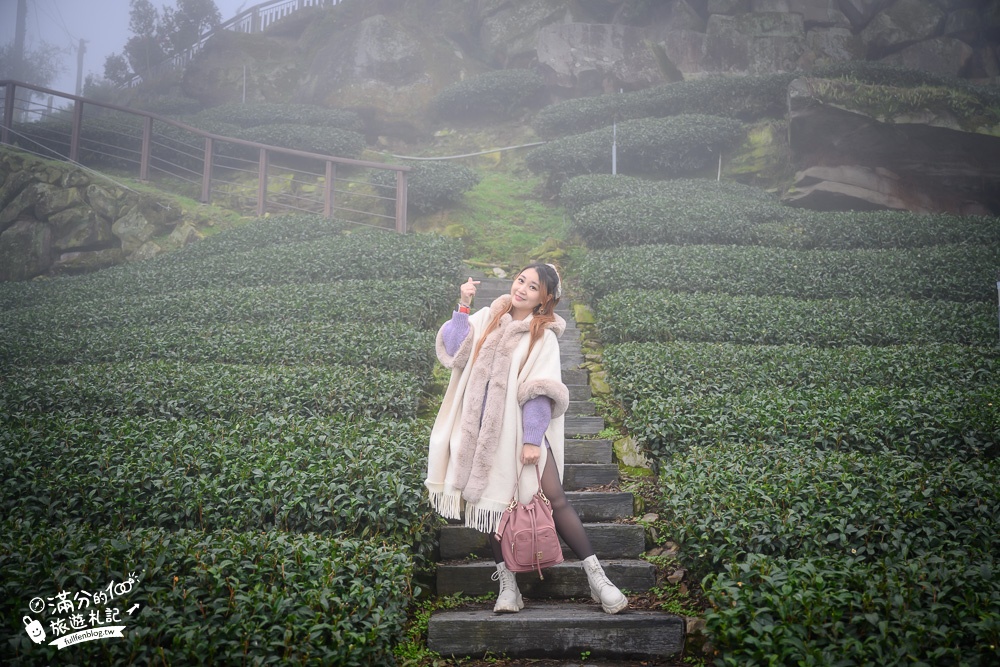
top-left (236, 123), bottom-right (365, 160)
top-left (1, 280), bottom-right (453, 334)
top-left (178, 213), bottom-right (349, 258)
top-left (525, 115), bottom-right (745, 180)
top-left (604, 342), bottom-right (999, 401)
top-left (0, 361), bottom-right (421, 420)
top-left (653, 441), bottom-right (1000, 664)
top-left (370, 161), bottom-right (481, 215)
top-left (0, 320), bottom-right (435, 374)
top-left (0, 413), bottom-right (437, 554)
top-left (532, 62), bottom-right (998, 139)
top-left (559, 174), bottom-right (774, 215)
top-left (430, 69), bottom-right (544, 120)
top-left (1, 523), bottom-right (410, 666)
top-left (573, 194), bottom-right (1000, 250)
top-left (0, 231), bottom-right (464, 312)
top-left (625, 383), bottom-right (998, 463)
top-left (707, 551), bottom-right (999, 666)
top-left (580, 243), bottom-right (999, 302)
top-left (595, 290), bottom-right (997, 347)
top-left (191, 103), bottom-right (365, 132)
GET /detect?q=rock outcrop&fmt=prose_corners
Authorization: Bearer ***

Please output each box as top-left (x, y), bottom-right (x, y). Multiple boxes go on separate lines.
top-left (783, 77), bottom-right (1000, 215)
top-left (0, 150), bottom-right (203, 282)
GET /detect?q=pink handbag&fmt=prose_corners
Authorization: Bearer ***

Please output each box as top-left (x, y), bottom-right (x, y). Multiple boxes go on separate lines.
top-left (494, 463), bottom-right (564, 579)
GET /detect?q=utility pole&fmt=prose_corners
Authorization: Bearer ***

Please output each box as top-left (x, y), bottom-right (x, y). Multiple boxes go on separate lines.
top-left (76, 39), bottom-right (88, 95)
top-left (14, 0), bottom-right (28, 81)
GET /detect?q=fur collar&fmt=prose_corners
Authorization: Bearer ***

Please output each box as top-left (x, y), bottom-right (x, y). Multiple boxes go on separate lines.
top-left (486, 294), bottom-right (566, 338)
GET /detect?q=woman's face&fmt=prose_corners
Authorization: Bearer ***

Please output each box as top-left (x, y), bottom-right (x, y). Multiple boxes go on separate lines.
top-left (510, 268), bottom-right (545, 318)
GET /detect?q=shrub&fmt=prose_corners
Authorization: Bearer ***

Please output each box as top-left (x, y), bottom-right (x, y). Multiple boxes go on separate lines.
top-left (177, 213), bottom-right (348, 258)
top-left (0, 413), bottom-right (436, 548)
top-left (371, 161), bottom-right (481, 215)
top-left (237, 123), bottom-right (365, 159)
top-left (559, 174), bottom-right (774, 215)
top-left (625, 383), bottom-right (998, 463)
top-left (532, 73), bottom-right (794, 138)
top-left (0, 361), bottom-right (422, 420)
top-left (430, 69), bottom-right (544, 120)
top-left (0, 523), bottom-right (412, 666)
top-left (605, 342), bottom-right (999, 405)
top-left (579, 243), bottom-right (1000, 302)
top-left (595, 291), bottom-right (998, 346)
top-left (525, 115), bottom-right (745, 180)
top-left (193, 103), bottom-right (364, 132)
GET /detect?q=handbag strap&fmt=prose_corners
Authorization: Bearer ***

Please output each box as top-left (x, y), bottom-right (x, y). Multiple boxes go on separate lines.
top-left (509, 436), bottom-right (550, 506)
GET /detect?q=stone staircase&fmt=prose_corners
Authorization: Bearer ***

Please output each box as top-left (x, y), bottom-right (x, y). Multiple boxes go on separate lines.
top-left (426, 278), bottom-right (685, 661)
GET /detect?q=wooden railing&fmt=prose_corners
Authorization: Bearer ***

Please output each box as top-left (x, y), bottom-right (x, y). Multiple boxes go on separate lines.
top-left (0, 80), bottom-right (409, 233)
top-left (124, 0), bottom-right (345, 88)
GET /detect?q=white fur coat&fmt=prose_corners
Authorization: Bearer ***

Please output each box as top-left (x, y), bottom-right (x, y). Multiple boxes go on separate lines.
top-left (425, 294), bottom-right (570, 535)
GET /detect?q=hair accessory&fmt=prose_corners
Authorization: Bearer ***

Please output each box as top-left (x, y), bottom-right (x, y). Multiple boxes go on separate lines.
top-left (545, 263), bottom-right (562, 299)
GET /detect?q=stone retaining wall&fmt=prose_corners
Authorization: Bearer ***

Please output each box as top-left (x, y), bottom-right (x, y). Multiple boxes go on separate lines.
top-left (0, 149), bottom-right (202, 282)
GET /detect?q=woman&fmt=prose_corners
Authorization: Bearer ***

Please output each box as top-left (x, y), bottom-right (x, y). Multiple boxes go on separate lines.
top-left (425, 263), bottom-right (628, 614)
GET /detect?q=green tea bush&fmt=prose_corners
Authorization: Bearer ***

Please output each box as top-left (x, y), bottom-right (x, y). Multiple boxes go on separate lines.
top-left (1, 280), bottom-right (453, 333)
top-left (573, 193), bottom-right (1000, 250)
top-left (707, 552), bottom-right (1000, 667)
top-left (525, 115), bottom-right (745, 180)
top-left (573, 193), bottom-right (797, 248)
top-left (625, 383), bottom-right (998, 462)
top-left (192, 103), bottom-right (364, 132)
top-left (0, 320), bottom-right (435, 374)
top-left (579, 243), bottom-right (1000, 302)
top-left (237, 123), bottom-right (365, 159)
top-left (0, 414), bottom-right (436, 547)
top-left (0, 231), bottom-right (463, 311)
top-left (652, 442), bottom-right (1000, 664)
top-left (604, 342), bottom-right (1000, 401)
top-left (559, 174), bottom-right (774, 215)
top-left (430, 69), bottom-right (544, 120)
top-left (532, 73), bottom-right (794, 138)
top-left (177, 213), bottom-right (348, 258)
top-left (370, 161), bottom-right (481, 215)
top-left (0, 523), bottom-right (411, 666)
top-left (595, 291), bottom-right (997, 346)
top-left (15, 114), bottom-right (143, 169)
top-left (0, 361), bottom-right (421, 420)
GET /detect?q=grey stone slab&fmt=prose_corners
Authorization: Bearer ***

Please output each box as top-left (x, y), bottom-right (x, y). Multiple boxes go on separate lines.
top-left (565, 439), bottom-right (613, 464)
top-left (565, 415), bottom-right (604, 436)
top-left (436, 559), bottom-right (656, 598)
top-left (428, 601), bottom-right (685, 659)
top-left (564, 491), bottom-right (633, 521)
top-left (438, 523), bottom-right (646, 560)
top-left (567, 400), bottom-right (596, 415)
top-left (566, 383), bottom-right (592, 401)
top-left (563, 463), bottom-right (618, 490)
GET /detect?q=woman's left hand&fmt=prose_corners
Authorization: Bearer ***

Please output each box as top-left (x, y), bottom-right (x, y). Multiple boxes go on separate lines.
top-left (520, 443), bottom-right (541, 465)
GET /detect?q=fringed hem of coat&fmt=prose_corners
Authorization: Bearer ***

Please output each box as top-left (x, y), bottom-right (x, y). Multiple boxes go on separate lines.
top-left (425, 482), bottom-right (510, 535)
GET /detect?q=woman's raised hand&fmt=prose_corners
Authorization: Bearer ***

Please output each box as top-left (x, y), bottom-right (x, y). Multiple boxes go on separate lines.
top-left (459, 277), bottom-right (480, 307)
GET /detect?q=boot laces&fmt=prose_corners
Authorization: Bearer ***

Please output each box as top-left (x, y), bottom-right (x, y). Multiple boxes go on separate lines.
top-left (492, 568), bottom-right (515, 593)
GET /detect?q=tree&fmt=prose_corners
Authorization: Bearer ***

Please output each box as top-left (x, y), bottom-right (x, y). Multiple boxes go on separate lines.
top-left (0, 41), bottom-right (64, 89)
top-left (161, 0), bottom-right (222, 55)
top-left (123, 0), bottom-right (166, 77)
top-left (103, 53), bottom-right (133, 87)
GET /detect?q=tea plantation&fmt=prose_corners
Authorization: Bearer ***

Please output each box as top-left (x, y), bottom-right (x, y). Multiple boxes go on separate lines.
top-left (570, 175), bottom-right (1000, 666)
top-left (0, 214), bottom-right (463, 665)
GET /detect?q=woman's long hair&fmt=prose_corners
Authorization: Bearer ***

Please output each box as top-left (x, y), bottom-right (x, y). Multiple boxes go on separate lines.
top-left (471, 263), bottom-right (561, 369)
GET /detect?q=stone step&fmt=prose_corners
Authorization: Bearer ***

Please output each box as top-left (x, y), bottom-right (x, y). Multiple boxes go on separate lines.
top-left (562, 368), bottom-right (588, 385)
top-left (565, 415), bottom-right (604, 436)
top-left (563, 463), bottom-right (618, 490)
top-left (438, 523), bottom-right (645, 561)
top-left (565, 491), bottom-right (633, 522)
top-left (565, 439), bottom-right (612, 464)
top-left (566, 383), bottom-right (592, 401)
top-left (427, 601), bottom-right (684, 660)
top-left (567, 400), bottom-right (595, 415)
top-left (436, 559), bottom-right (656, 598)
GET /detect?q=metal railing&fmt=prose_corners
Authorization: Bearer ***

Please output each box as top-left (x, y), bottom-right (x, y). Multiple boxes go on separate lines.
top-left (0, 80), bottom-right (409, 233)
top-left (125, 0), bottom-right (345, 88)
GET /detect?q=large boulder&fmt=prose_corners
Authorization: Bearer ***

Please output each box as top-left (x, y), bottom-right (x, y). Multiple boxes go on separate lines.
top-left (49, 206), bottom-right (115, 251)
top-left (537, 22), bottom-right (667, 94)
top-left (860, 0), bottom-right (946, 57)
top-left (785, 77), bottom-right (1000, 214)
top-left (0, 220), bottom-right (52, 281)
top-left (880, 37), bottom-right (974, 78)
top-left (476, 0), bottom-right (577, 67)
top-left (183, 31), bottom-right (301, 106)
top-left (703, 12), bottom-right (806, 73)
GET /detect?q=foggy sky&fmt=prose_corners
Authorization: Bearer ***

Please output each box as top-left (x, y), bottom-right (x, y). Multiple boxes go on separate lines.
top-left (1, 0), bottom-right (253, 94)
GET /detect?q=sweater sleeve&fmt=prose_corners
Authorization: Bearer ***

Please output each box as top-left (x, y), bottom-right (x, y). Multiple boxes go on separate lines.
top-left (521, 396), bottom-right (552, 446)
top-left (435, 309), bottom-right (475, 369)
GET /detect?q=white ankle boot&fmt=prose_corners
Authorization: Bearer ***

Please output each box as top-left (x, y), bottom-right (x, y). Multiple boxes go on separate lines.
top-left (491, 562), bottom-right (524, 613)
top-left (582, 555), bottom-right (628, 614)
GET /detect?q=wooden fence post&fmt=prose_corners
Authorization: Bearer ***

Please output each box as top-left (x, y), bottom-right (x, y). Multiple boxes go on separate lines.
top-left (257, 148), bottom-right (269, 216)
top-left (395, 170), bottom-right (408, 234)
top-left (324, 161), bottom-right (336, 218)
top-left (1, 83), bottom-right (14, 145)
top-left (201, 137), bottom-right (214, 203)
top-left (69, 99), bottom-right (84, 162)
top-left (140, 116), bottom-right (153, 181)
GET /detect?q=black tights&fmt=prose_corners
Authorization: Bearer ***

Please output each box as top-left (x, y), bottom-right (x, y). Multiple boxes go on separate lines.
top-left (491, 454), bottom-right (595, 563)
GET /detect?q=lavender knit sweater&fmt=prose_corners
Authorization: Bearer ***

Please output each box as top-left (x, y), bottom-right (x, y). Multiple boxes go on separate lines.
top-left (441, 310), bottom-right (552, 446)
